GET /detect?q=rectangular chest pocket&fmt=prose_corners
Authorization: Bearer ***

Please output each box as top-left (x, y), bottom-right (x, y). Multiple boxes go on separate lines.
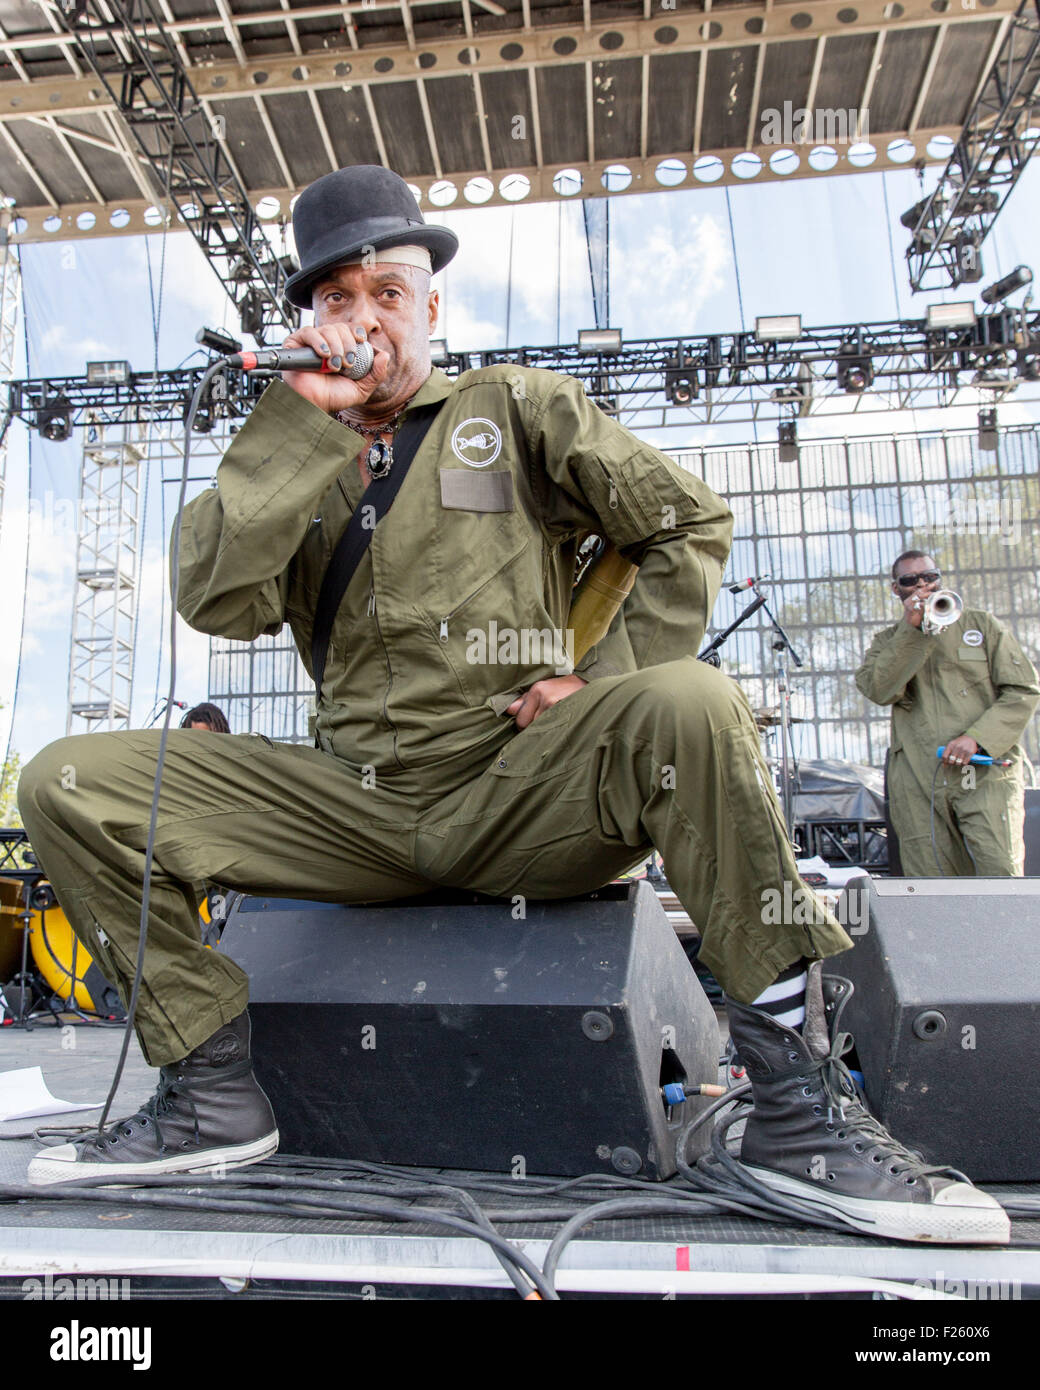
top-left (955, 643), bottom-right (990, 692)
top-left (440, 468), bottom-right (514, 512)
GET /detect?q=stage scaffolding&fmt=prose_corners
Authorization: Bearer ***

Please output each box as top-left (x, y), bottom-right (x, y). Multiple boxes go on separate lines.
top-left (163, 421), bottom-right (314, 742)
top-left (67, 415), bottom-right (145, 733)
top-left (0, 221), bottom-right (20, 552)
top-left (688, 423), bottom-right (1040, 769)
top-left (204, 423), bottom-right (1040, 773)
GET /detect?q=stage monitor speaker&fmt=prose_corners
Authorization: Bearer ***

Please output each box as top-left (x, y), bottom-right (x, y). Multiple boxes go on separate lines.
top-left (1024, 787), bottom-right (1040, 875)
top-left (832, 874), bottom-right (1040, 1181)
top-left (218, 881), bottom-right (719, 1179)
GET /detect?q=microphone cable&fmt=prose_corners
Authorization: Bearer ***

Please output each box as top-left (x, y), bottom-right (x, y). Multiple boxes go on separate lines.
top-left (92, 359), bottom-right (228, 1136)
top-left (89, 339), bottom-right (375, 1137)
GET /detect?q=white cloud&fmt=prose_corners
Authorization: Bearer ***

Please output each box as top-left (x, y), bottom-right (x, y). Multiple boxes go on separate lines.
top-left (38, 327), bottom-right (122, 361)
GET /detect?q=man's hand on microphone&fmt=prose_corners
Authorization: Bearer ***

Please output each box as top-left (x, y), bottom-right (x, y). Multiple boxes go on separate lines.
top-left (941, 735), bottom-right (979, 766)
top-left (279, 323), bottom-right (388, 415)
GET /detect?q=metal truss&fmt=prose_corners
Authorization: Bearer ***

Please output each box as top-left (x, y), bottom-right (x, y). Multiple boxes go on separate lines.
top-left (67, 414), bottom-right (146, 733)
top-left (906, 0), bottom-right (1040, 292)
top-left (692, 422), bottom-right (1040, 769)
top-left (0, 214), bottom-right (21, 550)
top-left (0, 0), bottom-right (1018, 240)
top-left (53, 0), bottom-right (298, 344)
top-left (208, 632), bottom-right (315, 744)
top-left (4, 128), bottom-right (967, 245)
top-left (204, 421), bottom-right (1040, 757)
top-left (7, 311), bottom-right (1040, 437)
top-left (8, 363), bottom-right (266, 432)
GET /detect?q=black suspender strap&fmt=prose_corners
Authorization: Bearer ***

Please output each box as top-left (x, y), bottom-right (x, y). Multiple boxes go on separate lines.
top-left (311, 400), bottom-right (442, 699)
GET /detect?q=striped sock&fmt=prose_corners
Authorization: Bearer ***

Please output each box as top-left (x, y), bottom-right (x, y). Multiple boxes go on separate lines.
top-left (751, 960), bottom-right (807, 1031)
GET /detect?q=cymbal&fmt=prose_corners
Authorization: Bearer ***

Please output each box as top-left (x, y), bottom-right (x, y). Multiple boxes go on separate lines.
top-left (753, 706), bottom-right (806, 728)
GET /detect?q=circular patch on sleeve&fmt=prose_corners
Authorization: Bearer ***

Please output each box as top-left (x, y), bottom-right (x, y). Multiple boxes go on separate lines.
top-left (963, 629), bottom-right (984, 647)
top-left (450, 418), bottom-right (502, 467)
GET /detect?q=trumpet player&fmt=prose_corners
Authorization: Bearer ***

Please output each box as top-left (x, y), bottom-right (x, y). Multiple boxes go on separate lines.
top-left (856, 551), bottom-right (1039, 876)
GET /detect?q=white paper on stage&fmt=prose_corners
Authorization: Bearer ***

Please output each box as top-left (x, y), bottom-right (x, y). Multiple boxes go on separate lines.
top-left (0, 1066), bottom-right (102, 1120)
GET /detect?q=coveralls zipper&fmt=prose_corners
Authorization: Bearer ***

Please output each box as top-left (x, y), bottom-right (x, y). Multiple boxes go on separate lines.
top-left (369, 586), bottom-right (406, 770)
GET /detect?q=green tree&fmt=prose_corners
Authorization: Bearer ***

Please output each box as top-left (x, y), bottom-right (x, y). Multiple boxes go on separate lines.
top-left (0, 699), bottom-right (24, 843)
top-left (0, 744), bottom-right (20, 829)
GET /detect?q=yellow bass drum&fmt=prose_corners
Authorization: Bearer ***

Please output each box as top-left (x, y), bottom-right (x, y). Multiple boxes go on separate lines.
top-left (27, 884), bottom-right (124, 1018)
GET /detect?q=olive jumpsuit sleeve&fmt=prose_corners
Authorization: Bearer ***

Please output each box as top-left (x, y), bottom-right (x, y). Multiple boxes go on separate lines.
top-left (854, 620), bottom-right (934, 709)
top-left (175, 381), bottom-right (358, 649)
top-left (523, 374), bottom-right (735, 680)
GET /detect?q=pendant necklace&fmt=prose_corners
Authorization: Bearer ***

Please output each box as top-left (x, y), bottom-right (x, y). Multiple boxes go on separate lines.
top-left (339, 407), bottom-right (406, 480)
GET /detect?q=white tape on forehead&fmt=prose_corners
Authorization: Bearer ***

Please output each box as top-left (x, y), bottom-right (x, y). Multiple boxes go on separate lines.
top-left (343, 245), bottom-right (433, 272)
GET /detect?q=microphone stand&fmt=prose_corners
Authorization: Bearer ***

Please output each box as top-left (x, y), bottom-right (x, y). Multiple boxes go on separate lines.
top-left (759, 595), bottom-right (804, 839)
top-left (697, 587), bottom-right (805, 840)
top-left (697, 592), bottom-right (768, 666)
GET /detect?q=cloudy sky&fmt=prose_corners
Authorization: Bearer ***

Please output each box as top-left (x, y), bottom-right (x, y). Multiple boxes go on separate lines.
top-left (2, 155), bottom-right (1040, 768)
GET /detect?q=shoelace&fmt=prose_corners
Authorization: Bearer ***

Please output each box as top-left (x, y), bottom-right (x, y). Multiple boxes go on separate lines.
top-left (812, 1030), bottom-right (966, 1184)
top-left (80, 1067), bottom-right (201, 1159)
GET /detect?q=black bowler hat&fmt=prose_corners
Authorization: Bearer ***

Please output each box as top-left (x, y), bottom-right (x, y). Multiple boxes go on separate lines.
top-left (285, 165), bottom-right (459, 309)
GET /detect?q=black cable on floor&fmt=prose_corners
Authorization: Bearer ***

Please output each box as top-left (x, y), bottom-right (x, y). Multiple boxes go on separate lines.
top-left (0, 1179), bottom-right (558, 1300)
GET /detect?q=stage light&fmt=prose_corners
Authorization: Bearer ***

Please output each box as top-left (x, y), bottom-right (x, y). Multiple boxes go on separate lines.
top-left (1017, 351), bottom-right (1040, 381)
top-left (238, 288), bottom-right (265, 340)
top-left (978, 407), bottom-right (998, 452)
top-left (926, 302), bottom-right (976, 330)
top-left (755, 315), bottom-right (801, 342)
top-left (183, 394), bottom-right (215, 434)
top-left (836, 341), bottom-right (874, 393)
top-left (981, 265), bottom-right (1033, 305)
top-left (593, 396), bottom-right (619, 416)
top-left (429, 338), bottom-right (451, 365)
top-left (664, 356), bottom-right (698, 405)
top-left (900, 195), bottom-right (933, 231)
top-left (86, 360), bottom-right (131, 386)
top-left (37, 393), bottom-right (73, 443)
top-left (778, 419), bottom-right (798, 462)
top-left (770, 360), bottom-right (814, 416)
top-left (578, 328), bottom-right (623, 353)
top-left (196, 326), bottom-right (243, 355)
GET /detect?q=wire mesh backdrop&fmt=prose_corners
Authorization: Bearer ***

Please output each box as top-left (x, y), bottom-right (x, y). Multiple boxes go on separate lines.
top-left (208, 422), bottom-right (1040, 774)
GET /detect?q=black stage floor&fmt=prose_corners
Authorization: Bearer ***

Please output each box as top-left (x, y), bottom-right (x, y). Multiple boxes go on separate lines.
top-left (2, 1017), bottom-right (1038, 1303)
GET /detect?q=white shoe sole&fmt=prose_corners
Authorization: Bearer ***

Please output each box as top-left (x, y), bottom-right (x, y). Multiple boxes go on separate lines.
top-left (26, 1131), bottom-right (279, 1187)
top-left (744, 1165), bottom-right (1011, 1245)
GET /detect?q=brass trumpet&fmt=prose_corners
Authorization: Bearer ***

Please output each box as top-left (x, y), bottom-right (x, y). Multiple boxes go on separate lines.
top-left (921, 588), bottom-right (963, 635)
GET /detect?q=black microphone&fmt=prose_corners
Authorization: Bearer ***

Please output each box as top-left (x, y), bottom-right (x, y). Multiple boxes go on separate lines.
top-left (227, 342), bottom-right (375, 380)
top-left (728, 576), bottom-right (771, 593)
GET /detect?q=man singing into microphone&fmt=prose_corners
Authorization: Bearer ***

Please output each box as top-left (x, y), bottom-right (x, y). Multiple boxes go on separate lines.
top-left (856, 550), bottom-right (1039, 876)
top-left (18, 168), bottom-right (1010, 1244)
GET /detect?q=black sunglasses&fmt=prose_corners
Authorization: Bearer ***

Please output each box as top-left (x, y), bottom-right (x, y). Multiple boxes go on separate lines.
top-left (895, 571), bottom-right (941, 588)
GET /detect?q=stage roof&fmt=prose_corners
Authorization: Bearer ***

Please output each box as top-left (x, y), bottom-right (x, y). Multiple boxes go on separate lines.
top-left (0, 0), bottom-right (1022, 243)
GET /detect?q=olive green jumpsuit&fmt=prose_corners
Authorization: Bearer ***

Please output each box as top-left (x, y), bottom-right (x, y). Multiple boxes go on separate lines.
top-left (19, 367), bottom-right (852, 1065)
top-left (856, 609), bottom-right (1039, 876)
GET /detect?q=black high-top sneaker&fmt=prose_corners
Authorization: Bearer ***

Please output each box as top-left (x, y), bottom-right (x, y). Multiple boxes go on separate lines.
top-left (725, 966), bottom-right (1009, 1245)
top-left (28, 1012), bottom-right (278, 1186)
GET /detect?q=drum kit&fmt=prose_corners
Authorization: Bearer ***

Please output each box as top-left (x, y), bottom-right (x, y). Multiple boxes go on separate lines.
top-left (0, 831), bottom-right (125, 1026)
top-left (0, 875), bottom-right (124, 1027)
top-left (753, 705), bottom-right (806, 808)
